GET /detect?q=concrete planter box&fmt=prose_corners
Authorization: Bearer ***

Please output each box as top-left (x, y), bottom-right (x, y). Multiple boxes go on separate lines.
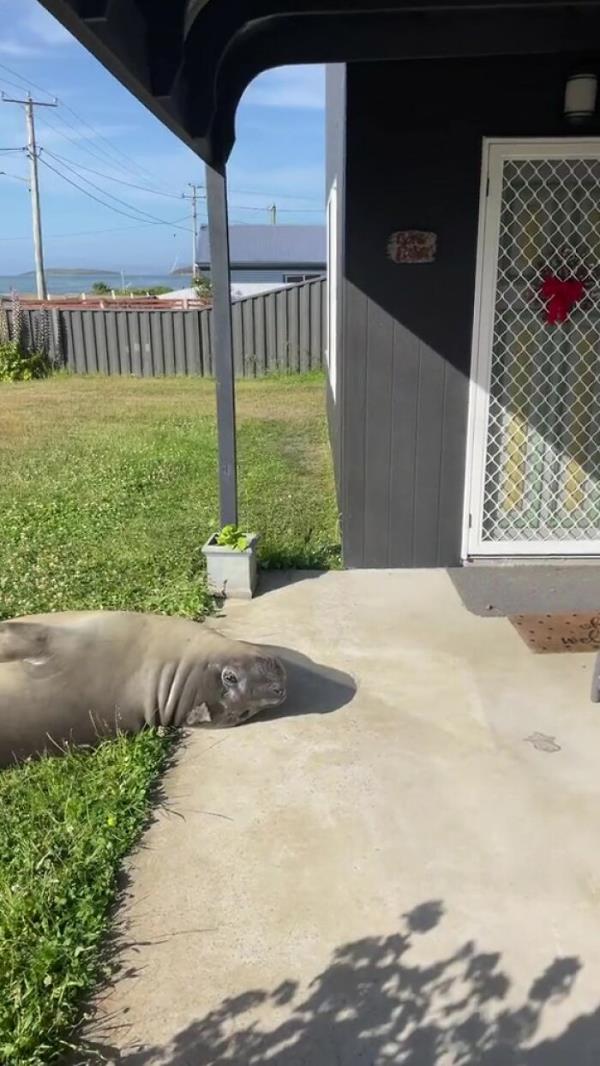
top-left (202, 533), bottom-right (259, 599)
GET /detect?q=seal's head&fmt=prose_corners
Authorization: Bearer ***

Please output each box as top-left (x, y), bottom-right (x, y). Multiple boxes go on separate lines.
top-left (187, 652), bottom-right (286, 729)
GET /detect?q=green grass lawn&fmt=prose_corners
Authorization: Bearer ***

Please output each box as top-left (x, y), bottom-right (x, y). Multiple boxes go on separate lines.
top-left (0, 732), bottom-right (173, 1066)
top-left (0, 373), bottom-right (339, 1064)
top-left (0, 373), bottom-right (340, 621)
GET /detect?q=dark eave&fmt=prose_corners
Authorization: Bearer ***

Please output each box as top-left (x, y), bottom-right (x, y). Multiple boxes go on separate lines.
top-left (39, 1), bottom-right (600, 165)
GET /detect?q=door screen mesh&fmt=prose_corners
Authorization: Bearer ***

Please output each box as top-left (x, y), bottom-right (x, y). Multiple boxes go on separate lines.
top-left (482, 157), bottom-right (600, 542)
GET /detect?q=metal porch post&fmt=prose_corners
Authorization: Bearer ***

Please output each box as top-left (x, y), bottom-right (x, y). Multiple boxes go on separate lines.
top-left (205, 161), bottom-right (238, 526)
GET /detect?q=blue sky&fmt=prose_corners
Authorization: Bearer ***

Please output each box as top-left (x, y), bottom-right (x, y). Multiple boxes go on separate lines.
top-left (0, 0), bottom-right (325, 274)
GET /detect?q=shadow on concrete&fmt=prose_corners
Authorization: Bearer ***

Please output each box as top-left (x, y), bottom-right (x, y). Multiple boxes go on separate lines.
top-left (448, 565), bottom-right (600, 618)
top-left (254, 569), bottom-right (331, 598)
top-left (253, 645), bottom-right (356, 722)
top-left (74, 899), bottom-right (600, 1065)
top-left (210, 573), bottom-right (330, 618)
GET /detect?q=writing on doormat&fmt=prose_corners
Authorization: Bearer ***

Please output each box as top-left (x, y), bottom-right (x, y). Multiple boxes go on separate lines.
top-left (509, 613), bottom-right (600, 653)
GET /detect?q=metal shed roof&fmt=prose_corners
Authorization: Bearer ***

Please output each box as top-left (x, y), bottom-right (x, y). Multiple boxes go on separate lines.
top-left (196, 224), bottom-right (326, 267)
top-left (38, 2), bottom-right (600, 167)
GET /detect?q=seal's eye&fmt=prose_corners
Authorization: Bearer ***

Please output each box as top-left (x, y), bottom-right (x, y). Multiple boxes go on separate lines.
top-left (222, 667), bottom-right (238, 688)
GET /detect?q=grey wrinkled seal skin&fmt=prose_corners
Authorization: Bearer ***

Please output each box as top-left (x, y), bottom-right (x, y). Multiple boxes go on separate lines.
top-left (0, 611), bottom-right (286, 766)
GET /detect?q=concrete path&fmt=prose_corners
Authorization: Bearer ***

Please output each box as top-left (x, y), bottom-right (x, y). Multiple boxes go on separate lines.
top-left (89, 571), bottom-right (600, 1065)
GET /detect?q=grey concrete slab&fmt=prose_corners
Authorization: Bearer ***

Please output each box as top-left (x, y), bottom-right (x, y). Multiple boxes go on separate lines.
top-left (85, 571), bottom-right (600, 1066)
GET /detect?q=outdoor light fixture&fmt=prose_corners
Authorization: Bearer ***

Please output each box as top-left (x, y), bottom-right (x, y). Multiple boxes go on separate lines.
top-left (564, 71), bottom-right (598, 125)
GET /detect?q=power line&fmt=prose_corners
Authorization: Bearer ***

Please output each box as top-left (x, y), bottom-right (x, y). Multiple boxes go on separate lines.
top-left (40, 151), bottom-right (192, 230)
top-left (0, 73), bottom-right (33, 95)
top-left (0, 215), bottom-right (191, 241)
top-left (38, 138), bottom-right (323, 215)
top-left (182, 188), bottom-right (323, 214)
top-left (0, 216), bottom-right (250, 242)
top-left (271, 206), bottom-right (323, 214)
top-left (43, 148), bottom-right (184, 200)
top-left (0, 60), bottom-right (164, 186)
top-left (224, 202), bottom-right (323, 214)
top-left (38, 154), bottom-right (192, 230)
top-left (0, 65), bottom-right (325, 211)
top-left (36, 113), bottom-right (151, 180)
top-left (42, 109), bottom-right (159, 182)
top-left (0, 62), bottom-right (55, 105)
top-left (0, 170), bottom-right (29, 185)
top-left (59, 103), bottom-right (169, 187)
top-left (43, 150), bottom-right (322, 214)
top-left (226, 185), bottom-right (322, 204)
top-left (174, 185), bottom-right (323, 214)
top-left (0, 68), bottom-right (323, 216)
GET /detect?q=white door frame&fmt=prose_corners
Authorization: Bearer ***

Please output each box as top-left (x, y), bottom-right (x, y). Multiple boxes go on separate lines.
top-left (462, 136), bottom-right (600, 558)
top-left (326, 179), bottom-right (338, 402)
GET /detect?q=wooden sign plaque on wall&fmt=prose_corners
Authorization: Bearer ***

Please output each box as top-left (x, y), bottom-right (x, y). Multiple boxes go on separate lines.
top-left (387, 230), bottom-right (437, 264)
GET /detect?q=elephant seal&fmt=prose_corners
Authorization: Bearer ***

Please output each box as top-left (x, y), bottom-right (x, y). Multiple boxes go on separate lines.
top-left (0, 611), bottom-right (286, 766)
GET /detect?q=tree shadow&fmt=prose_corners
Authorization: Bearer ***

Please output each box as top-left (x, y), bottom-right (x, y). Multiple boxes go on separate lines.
top-left (75, 899), bottom-right (600, 1066)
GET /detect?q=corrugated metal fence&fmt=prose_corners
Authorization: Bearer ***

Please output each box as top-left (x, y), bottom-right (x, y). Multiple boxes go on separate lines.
top-left (3, 277), bottom-right (326, 377)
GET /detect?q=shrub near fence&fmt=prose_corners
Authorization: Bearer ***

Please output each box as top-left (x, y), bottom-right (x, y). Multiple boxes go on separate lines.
top-left (1, 277), bottom-right (326, 378)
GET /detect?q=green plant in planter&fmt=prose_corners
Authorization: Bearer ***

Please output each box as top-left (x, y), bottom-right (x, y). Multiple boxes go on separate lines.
top-left (215, 524), bottom-right (250, 551)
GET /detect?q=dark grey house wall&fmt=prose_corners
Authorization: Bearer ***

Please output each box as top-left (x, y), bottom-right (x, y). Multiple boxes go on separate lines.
top-left (325, 63), bottom-right (347, 506)
top-left (336, 53), bottom-right (587, 568)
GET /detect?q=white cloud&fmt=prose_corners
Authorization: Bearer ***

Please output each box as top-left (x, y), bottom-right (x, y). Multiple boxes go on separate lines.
top-left (229, 162), bottom-right (323, 199)
top-left (243, 65), bottom-right (324, 110)
top-left (26, 4), bottom-right (72, 47)
top-left (0, 39), bottom-right (39, 58)
top-left (37, 120), bottom-right (136, 149)
top-left (0, 0), bottom-right (72, 57)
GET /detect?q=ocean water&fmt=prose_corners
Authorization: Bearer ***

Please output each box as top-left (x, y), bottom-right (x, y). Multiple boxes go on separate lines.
top-left (0, 272), bottom-right (192, 297)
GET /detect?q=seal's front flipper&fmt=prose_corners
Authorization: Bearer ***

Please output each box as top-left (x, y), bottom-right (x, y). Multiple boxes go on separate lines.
top-left (185, 702), bottom-right (212, 726)
top-left (591, 652), bottom-right (600, 703)
top-left (0, 623), bottom-right (51, 664)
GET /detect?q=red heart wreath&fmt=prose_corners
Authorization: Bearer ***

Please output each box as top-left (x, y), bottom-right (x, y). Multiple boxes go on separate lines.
top-left (539, 275), bottom-right (586, 325)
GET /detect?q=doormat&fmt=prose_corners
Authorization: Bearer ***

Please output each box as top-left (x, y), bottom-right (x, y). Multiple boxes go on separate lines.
top-left (509, 613), bottom-right (600, 653)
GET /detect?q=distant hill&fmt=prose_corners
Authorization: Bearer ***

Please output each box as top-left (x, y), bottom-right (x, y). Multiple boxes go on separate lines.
top-left (16, 268), bottom-right (120, 277)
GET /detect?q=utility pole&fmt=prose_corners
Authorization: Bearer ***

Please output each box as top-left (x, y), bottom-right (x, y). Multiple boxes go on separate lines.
top-left (2, 93), bottom-right (57, 299)
top-left (185, 183), bottom-right (203, 280)
top-left (269, 202), bottom-right (277, 225)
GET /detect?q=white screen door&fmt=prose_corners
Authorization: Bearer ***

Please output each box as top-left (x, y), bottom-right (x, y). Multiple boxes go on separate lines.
top-left (465, 139), bottom-right (600, 556)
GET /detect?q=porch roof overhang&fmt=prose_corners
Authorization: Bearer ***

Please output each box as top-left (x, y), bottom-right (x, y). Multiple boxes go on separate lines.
top-left (37, 1), bottom-right (600, 169)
